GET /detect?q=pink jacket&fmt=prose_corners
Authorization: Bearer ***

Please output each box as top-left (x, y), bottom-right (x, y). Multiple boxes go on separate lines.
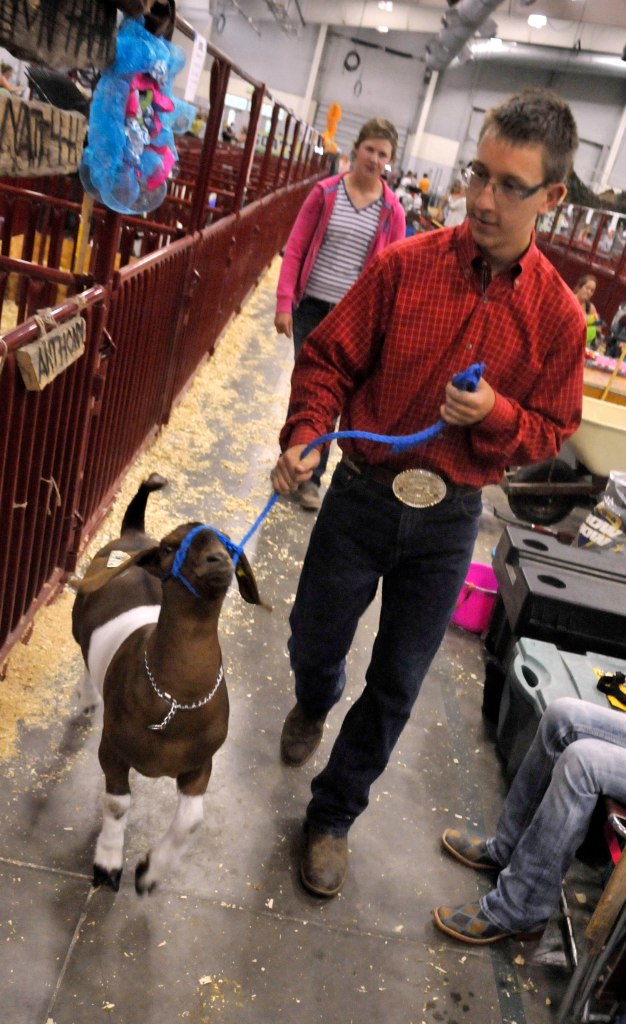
top-left (275, 172), bottom-right (406, 315)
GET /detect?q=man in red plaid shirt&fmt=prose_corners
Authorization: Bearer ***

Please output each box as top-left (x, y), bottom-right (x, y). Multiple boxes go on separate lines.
top-left (270, 87), bottom-right (586, 898)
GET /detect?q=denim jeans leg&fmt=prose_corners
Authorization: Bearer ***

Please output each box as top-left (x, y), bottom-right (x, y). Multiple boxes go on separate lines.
top-left (293, 299), bottom-right (327, 360)
top-left (288, 466), bottom-right (385, 718)
top-left (482, 698), bottom-right (626, 931)
top-left (299, 474), bottom-right (482, 835)
top-left (292, 300), bottom-right (331, 485)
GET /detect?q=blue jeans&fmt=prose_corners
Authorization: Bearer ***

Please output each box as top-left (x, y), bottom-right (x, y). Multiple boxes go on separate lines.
top-left (288, 459), bottom-right (482, 835)
top-left (482, 697), bottom-right (626, 932)
top-left (292, 297), bottom-right (334, 486)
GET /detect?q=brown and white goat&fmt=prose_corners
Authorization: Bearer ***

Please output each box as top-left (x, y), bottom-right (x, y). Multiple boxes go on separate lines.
top-left (72, 474), bottom-right (267, 894)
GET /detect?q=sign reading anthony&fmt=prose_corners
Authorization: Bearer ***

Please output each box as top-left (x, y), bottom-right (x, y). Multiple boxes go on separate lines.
top-left (0, 93), bottom-right (86, 177)
top-left (16, 315), bottom-right (86, 392)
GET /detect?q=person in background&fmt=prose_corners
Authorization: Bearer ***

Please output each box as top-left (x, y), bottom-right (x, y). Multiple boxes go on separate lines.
top-left (270, 87), bottom-right (585, 899)
top-left (390, 167), bottom-right (404, 190)
top-left (187, 109), bottom-right (207, 138)
top-left (418, 169), bottom-right (431, 212)
top-left (274, 117), bottom-right (405, 511)
top-left (433, 698), bottom-right (626, 944)
top-left (221, 121), bottom-right (239, 144)
top-left (573, 274), bottom-right (603, 348)
top-left (0, 62), bottom-right (22, 95)
top-left (401, 186), bottom-right (424, 237)
top-left (438, 179), bottom-right (467, 227)
top-left (397, 182), bottom-right (422, 216)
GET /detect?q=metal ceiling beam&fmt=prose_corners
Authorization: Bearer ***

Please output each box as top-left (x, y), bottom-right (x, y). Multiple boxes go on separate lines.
top-left (425, 0), bottom-right (504, 70)
top-left (261, 0), bottom-right (305, 35)
top-left (462, 38), bottom-right (626, 77)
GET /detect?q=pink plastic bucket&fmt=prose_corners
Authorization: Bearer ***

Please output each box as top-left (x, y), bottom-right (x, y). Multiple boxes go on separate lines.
top-left (451, 563), bottom-right (498, 633)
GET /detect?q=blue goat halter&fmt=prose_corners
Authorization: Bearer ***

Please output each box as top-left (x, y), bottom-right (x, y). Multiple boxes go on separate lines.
top-left (163, 524), bottom-right (243, 598)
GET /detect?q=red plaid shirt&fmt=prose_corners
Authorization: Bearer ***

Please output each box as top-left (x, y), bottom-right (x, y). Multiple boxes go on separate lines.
top-left (280, 219), bottom-right (586, 487)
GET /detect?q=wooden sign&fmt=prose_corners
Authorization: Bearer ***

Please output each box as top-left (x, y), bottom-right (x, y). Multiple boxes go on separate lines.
top-left (0, 0), bottom-right (116, 69)
top-left (15, 315), bottom-right (86, 392)
top-left (0, 93), bottom-right (87, 177)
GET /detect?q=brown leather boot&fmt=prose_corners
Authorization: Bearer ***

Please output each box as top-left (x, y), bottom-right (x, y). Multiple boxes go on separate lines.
top-left (280, 703), bottom-right (327, 766)
top-left (300, 828), bottom-right (348, 897)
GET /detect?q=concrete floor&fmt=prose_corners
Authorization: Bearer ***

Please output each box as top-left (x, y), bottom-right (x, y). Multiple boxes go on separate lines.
top-left (0, 263), bottom-right (610, 1024)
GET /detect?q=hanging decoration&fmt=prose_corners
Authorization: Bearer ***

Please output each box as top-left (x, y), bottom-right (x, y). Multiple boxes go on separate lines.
top-left (322, 102), bottom-right (342, 155)
top-left (79, 17), bottom-right (196, 215)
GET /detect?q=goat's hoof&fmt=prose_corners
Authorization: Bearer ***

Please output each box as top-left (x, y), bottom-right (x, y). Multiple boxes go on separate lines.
top-left (93, 864), bottom-right (122, 891)
top-left (135, 857), bottom-right (157, 896)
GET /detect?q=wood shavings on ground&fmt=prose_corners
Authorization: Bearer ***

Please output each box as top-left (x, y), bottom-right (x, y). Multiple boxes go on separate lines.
top-left (0, 257), bottom-right (289, 763)
top-left (1, 296), bottom-right (19, 333)
top-left (0, 589), bottom-right (82, 763)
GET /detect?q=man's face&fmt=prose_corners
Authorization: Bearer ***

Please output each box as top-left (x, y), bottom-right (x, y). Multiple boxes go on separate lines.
top-left (466, 131), bottom-right (565, 272)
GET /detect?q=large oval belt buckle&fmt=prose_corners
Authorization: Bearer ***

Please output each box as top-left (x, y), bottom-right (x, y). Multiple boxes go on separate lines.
top-left (392, 469), bottom-right (447, 508)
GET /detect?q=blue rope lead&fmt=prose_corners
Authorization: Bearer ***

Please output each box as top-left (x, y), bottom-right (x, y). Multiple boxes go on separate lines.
top-left (170, 363), bottom-right (485, 585)
top-left (301, 362), bottom-right (485, 459)
top-left (237, 490), bottom-right (281, 554)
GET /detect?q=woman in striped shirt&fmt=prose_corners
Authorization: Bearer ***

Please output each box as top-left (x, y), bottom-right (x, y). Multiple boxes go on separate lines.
top-left (275, 117), bottom-right (405, 509)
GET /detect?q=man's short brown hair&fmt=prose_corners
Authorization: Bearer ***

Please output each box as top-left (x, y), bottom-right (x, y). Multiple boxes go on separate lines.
top-left (480, 87), bottom-right (578, 184)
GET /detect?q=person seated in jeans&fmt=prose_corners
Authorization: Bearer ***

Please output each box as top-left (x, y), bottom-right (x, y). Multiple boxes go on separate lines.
top-left (433, 697), bottom-right (626, 944)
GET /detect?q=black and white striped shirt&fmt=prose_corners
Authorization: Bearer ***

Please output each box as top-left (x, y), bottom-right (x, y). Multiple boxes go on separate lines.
top-left (305, 180), bottom-right (383, 305)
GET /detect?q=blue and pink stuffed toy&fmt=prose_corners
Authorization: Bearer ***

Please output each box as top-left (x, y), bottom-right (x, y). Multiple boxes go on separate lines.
top-left (80, 17), bottom-right (196, 215)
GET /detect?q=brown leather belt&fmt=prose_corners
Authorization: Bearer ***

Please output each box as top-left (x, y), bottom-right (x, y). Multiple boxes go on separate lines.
top-left (340, 455), bottom-right (480, 501)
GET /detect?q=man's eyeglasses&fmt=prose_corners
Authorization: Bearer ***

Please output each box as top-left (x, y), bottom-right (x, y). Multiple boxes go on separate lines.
top-left (461, 163), bottom-right (548, 204)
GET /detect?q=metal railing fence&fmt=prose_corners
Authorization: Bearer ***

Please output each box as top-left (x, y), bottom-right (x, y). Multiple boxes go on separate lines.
top-left (0, 22), bottom-right (326, 667)
top-left (0, 173), bottom-right (321, 667)
top-left (0, 288), bottom-right (108, 657)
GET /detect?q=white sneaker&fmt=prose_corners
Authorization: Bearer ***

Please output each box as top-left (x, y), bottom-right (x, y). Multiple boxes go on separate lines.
top-left (298, 481), bottom-right (321, 511)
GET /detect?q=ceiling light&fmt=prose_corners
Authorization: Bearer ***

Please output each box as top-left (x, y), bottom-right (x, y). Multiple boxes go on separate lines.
top-left (528, 13), bottom-right (547, 27)
top-left (378, 1), bottom-right (393, 10)
top-left (377, 25), bottom-right (390, 33)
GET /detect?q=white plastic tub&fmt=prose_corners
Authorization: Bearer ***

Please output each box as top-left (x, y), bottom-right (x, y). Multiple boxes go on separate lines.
top-left (567, 396), bottom-right (626, 476)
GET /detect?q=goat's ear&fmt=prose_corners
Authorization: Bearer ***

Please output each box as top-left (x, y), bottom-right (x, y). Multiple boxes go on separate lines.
top-left (133, 545), bottom-right (164, 577)
top-left (234, 552), bottom-right (272, 611)
top-left (74, 546), bottom-right (160, 593)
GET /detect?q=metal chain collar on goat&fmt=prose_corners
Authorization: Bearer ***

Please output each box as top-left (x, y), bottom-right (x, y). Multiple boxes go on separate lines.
top-left (144, 651), bottom-right (224, 731)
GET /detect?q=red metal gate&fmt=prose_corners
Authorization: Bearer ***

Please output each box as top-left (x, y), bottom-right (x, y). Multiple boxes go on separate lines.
top-left (0, 22), bottom-right (326, 667)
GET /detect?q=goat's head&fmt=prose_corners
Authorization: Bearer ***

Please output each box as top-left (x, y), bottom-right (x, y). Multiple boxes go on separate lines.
top-left (77, 522), bottom-right (270, 609)
top-left (158, 523), bottom-right (235, 601)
